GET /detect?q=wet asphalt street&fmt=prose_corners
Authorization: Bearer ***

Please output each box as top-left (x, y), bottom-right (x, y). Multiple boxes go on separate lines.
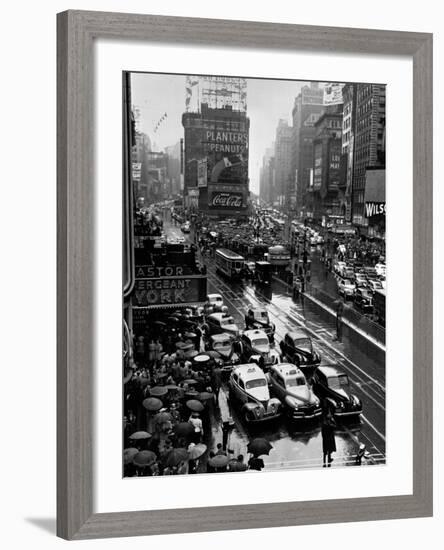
top-left (165, 217), bottom-right (386, 471)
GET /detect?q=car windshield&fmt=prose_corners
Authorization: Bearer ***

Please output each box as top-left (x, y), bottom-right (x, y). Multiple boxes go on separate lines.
top-left (286, 377), bottom-right (306, 388)
top-left (245, 378), bottom-right (267, 389)
top-left (295, 338), bottom-right (312, 352)
top-left (255, 311), bottom-right (268, 320)
top-left (252, 338), bottom-right (269, 347)
top-left (222, 317), bottom-right (234, 324)
top-left (214, 341), bottom-right (230, 349)
top-left (328, 374), bottom-right (350, 390)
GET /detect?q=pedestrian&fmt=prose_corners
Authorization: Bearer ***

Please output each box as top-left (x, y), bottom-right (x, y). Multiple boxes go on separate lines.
top-left (248, 454), bottom-right (265, 471)
top-left (335, 299), bottom-right (344, 342)
top-left (189, 411), bottom-right (203, 443)
top-left (321, 411), bottom-right (337, 467)
top-left (211, 364), bottom-right (223, 404)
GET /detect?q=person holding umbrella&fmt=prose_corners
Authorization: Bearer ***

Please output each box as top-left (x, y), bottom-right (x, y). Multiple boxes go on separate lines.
top-left (188, 411), bottom-right (203, 443)
top-left (321, 410), bottom-right (337, 467)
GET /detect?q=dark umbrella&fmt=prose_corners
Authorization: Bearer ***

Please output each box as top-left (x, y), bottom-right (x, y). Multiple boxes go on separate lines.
top-left (123, 447), bottom-right (139, 465)
top-left (247, 438), bottom-right (273, 457)
top-left (186, 399), bottom-right (204, 412)
top-left (149, 386), bottom-right (168, 397)
top-left (153, 411), bottom-right (173, 425)
top-left (184, 379), bottom-right (198, 386)
top-left (166, 384), bottom-right (179, 391)
top-left (142, 397), bottom-right (163, 412)
top-left (129, 431), bottom-right (152, 441)
top-left (198, 391), bottom-right (214, 402)
top-left (165, 448), bottom-right (189, 467)
top-left (188, 443), bottom-right (207, 460)
top-left (133, 450), bottom-right (157, 468)
top-left (173, 422), bottom-right (195, 438)
top-left (208, 454), bottom-right (229, 468)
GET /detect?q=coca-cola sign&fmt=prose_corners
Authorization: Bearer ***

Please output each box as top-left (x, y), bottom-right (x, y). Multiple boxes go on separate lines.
top-left (210, 192), bottom-right (244, 209)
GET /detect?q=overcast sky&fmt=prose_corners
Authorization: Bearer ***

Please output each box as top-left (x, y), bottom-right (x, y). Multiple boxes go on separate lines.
top-left (131, 72), bottom-right (316, 193)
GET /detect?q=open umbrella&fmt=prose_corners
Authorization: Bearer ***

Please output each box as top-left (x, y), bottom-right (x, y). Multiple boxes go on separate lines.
top-left (184, 332), bottom-right (197, 339)
top-left (198, 391), bottom-right (214, 402)
top-left (186, 399), bottom-right (204, 412)
top-left (193, 354), bottom-right (210, 365)
top-left (154, 321), bottom-right (167, 328)
top-left (247, 438), bottom-right (273, 457)
top-left (153, 411), bottom-right (173, 425)
top-left (123, 447), bottom-right (139, 465)
top-left (133, 450), bottom-right (157, 468)
top-left (175, 341), bottom-right (188, 350)
top-left (173, 422), bottom-right (195, 438)
top-left (142, 397), bottom-right (163, 412)
top-left (208, 454), bottom-right (229, 468)
top-left (205, 350), bottom-right (222, 359)
top-left (149, 386), bottom-right (168, 397)
top-left (188, 443), bottom-right (207, 460)
top-left (165, 448), bottom-right (189, 467)
top-left (129, 431), bottom-right (151, 441)
top-left (184, 379), bottom-right (198, 386)
top-left (166, 384), bottom-right (179, 391)
top-left (185, 349), bottom-right (199, 360)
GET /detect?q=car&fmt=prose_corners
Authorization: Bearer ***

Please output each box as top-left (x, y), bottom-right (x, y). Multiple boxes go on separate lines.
top-left (311, 365), bottom-right (362, 418)
top-left (343, 267), bottom-right (355, 280)
top-left (279, 330), bottom-right (321, 375)
top-left (244, 307), bottom-right (275, 342)
top-left (268, 363), bottom-right (322, 420)
top-left (205, 293), bottom-right (225, 313)
top-left (354, 272), bottom-right (368, 287)
top-left (363, 266), bottom-right (378, 279)
top-left (206, 313), bottom-right (240, 338)
top-left (375, 263), bottom-right (386, 277)
top-left (333, 260), bottom-right (346, 276)
top-left (353, 287), bottom-right (374, 313)
top-left (228, 364), bottom-right (282, 422)
top-left (239, 329), bottom-right (276, 366)
top-left (366, 279), bottom-right (384, 293)
top-left (206, 333), bottom-right (240, 371)
top-left (337, 277), bottom-right (356, 299)
top-left (181, 222), bottom-right (191, 233)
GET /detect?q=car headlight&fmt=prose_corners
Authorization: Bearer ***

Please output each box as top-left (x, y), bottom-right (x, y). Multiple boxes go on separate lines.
top-left (285, 396), bottom-right (300, 409)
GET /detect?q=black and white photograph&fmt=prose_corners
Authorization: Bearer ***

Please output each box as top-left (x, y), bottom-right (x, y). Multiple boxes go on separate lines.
top-left (122, 72), bottom-right (386, 478)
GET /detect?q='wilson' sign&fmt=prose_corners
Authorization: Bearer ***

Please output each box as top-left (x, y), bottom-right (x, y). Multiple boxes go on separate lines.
top-left (365, 202), bottom-right (386, 218)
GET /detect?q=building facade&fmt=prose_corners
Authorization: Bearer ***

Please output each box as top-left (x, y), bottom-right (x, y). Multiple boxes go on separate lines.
top-left (273, 119), bottom-right (293, 206)
top-left (182, 77), bottom-right (250, 217)
top-left (351, 84), bottom-right (386, 226)
top-left (291, 83), bottom-right (324, 215)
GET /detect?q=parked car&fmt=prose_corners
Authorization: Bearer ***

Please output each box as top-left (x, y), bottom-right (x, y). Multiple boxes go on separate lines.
top-left (205, 293), bottom-right (225, 313)
top-left (239, 329), bottom-right (278, 368)
top-left (268, 363), bottom-right (322, 421)
top-left (312, 365), bottom-right (362, 418)
top-left (279, 330), bottom-right (321, 376)
top-left (206, 333), bottom-right (240, 372)
top-left (207, 313), bottom-right (240, 338)
top-left (244, 307), bottom-right (275, 342)
top-left (354, 272), bottom-right (368, 287)
top-left (366, 279), bottom-right (384, 293)
top-left (229, 364), bottom-right (282, 423)
top-left (354, 287), bottom-right (374, 313)
top-left (337, 277), bottom-right (356, 299)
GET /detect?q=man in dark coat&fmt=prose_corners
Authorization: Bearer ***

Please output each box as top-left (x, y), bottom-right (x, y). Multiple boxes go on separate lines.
top-left (321, 412), bottom-right (337, 467)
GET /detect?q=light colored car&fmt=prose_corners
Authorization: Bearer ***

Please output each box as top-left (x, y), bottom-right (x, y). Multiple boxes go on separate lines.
top-left (206, 293), bottom-right (224, 312)
top-left (229, 364), bottom-right (282, 422)
top-left (207, 313), bottom-right (240, 338)
top-left (354, 272), bottom-right (367, 287)
top-left (334, 260), bottom-right (346, 276)
top-left (375, 263), bottom-right (386, 277)
top-left (268, 363), bottom-right (322, 420)
top-left (366, 279), bottom-right (384, 293)
top-left (337, 277), bottom-right (356, 298)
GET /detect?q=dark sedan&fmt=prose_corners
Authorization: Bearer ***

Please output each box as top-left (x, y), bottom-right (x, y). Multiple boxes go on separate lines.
top-left (312, 365), bottom-right (362, 419)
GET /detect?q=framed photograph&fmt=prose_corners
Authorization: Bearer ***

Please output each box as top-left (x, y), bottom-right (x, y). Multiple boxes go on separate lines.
top-left (57, 10), bottom-right (433, 540)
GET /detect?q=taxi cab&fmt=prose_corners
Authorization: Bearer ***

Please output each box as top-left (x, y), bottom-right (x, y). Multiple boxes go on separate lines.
top-left (268, 363), bottom-right (322, 421)
top-left (229, 364), bottom-right (282, 423)
top-left (207, 313), bottom-right (240, 338)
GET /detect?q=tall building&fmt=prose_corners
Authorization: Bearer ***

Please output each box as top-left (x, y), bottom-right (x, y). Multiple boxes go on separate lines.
top-left (351, 84), bottom-right (386, 226)
top-left (339, 83), bottom-right (357, 221)
top-left (259, 145), bottom-right (275, 204)
top-left (274, 119), bottom-right (293, 206)
top-left (164, 142), bottom-right (181, 197)
top-left (182, 76), bottom-right (250, 217)
top-left (291, 83), bottom-right (324, 214)
top-left (309, 106), bottom-right (343, 220)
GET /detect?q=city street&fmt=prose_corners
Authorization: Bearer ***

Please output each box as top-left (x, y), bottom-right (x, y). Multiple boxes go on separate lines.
top-left (164, 218), bottom-right (386, 470)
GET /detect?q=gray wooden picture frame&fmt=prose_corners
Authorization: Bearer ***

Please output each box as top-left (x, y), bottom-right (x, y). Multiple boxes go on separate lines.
top-left (57, 9), bottom-right (433, 540)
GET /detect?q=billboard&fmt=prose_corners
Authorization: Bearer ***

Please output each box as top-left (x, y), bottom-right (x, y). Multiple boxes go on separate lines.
top-left (209, 191), bottom-right (244, 209)
top-left (197, 158), bottom-right (208, 188)
top-left (133, 274), bottom-right (207, 308)
top-left (323, 83), bottom-right (344, 105)
top-left (364, 168), bottom-right (386, 218)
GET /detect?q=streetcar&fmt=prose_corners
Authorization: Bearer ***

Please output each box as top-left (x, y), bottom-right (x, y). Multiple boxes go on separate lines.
top-left (215, 248), bottom-right (245, 279)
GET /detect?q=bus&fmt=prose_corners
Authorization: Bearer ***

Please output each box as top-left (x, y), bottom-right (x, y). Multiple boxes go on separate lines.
top-left (215, 248), bottom-right (245, 279)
